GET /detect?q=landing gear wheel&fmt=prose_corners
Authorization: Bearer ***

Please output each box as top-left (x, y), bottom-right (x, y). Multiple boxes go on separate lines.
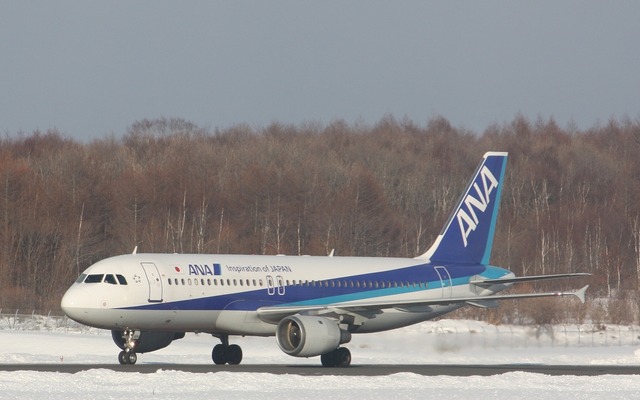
top-left (118, 351), bottom-right (128, 365)
top-left (321, 347), bottom-right (351, 367)
top-left (118, 351), bottom-right (138, 365)
top-left (211, 340), bottom-right (244, 365)
top-left (335, 347), bottom-right (351, 367)
top-left (227, 344), bottom-right (243, 365)
top-left (212, 344), bottom-right (227, 365)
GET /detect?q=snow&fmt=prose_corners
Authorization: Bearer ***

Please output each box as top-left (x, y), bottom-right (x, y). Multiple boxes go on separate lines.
top-left (2, 319), bottom-right (640, 399)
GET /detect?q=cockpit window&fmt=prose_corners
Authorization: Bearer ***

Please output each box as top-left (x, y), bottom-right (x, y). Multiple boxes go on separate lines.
top-left (104, 274), bottom-right (117, 285)
top-left (75, 274), bottom-right (87, 284)
top-left (84, 274), bottom-right (104, 283)
top-left (116, 274), bottom-right (128, 285)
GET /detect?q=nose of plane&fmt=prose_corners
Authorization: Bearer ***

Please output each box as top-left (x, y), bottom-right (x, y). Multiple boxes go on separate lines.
top-left (61, 286), bottom-right (87, 323)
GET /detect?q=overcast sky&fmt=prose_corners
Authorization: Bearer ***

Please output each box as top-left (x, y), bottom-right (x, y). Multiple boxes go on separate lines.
top-left (2, 1), bottom-right (639, 141)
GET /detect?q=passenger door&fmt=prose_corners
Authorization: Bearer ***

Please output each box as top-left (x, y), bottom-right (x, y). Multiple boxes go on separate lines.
top-left (140, 262), bottom-right (163, 302)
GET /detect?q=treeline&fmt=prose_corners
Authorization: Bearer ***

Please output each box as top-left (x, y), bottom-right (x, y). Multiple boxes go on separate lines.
top-left (1, 115), bottom-right (639, 323)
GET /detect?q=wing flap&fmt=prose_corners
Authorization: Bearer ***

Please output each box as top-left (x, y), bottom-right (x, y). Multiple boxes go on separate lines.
top-left (470, 272), bottom-right (591, 285)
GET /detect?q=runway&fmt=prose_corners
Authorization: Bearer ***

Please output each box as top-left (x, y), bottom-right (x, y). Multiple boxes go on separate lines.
top-left (2, 363), bottom-right (640, 376)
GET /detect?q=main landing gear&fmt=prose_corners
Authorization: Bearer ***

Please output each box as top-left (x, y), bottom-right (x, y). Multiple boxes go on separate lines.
top-left (118, 329), bottom-right (138, 365)
top-left (118, 350), bottom-right (138, 365)
top-left (209, 334), bottom-right (350, 367)
top-left (321, 347), bottom-right (351, 367)
top-left (211, 334), bottom-right (243, 365)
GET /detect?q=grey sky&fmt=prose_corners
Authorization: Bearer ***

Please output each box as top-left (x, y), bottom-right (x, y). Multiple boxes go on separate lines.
top-left (2, 1), bottom-right (639, 141)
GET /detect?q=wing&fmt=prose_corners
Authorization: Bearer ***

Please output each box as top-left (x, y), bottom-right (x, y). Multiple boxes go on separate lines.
top-left (470, 272), bottom-right (591, 285)
top-left (256, 284), bottom-right (589, 325)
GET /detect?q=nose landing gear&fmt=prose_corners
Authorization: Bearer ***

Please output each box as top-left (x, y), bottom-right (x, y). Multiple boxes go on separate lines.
top-left (117, 329), bottom-right (138, 365)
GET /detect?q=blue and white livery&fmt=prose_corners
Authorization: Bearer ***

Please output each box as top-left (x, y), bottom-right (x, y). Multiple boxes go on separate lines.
top-left (61, 151), bottom-right (589, 367)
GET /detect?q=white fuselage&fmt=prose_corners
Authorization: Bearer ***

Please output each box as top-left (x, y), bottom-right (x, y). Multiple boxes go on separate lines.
top-left (61, 253), bottom-right (512, 335)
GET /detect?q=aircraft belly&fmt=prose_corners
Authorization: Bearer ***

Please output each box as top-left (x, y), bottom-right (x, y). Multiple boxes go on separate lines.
top-left (215, 310), bottom-right (275, 336)
top-left (352, 304), bottom-right (464, 333)
top-left (108, 309), bottom-right (219, 332)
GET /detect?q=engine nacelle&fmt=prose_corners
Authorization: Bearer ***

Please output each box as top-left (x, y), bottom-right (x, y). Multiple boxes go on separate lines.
top-left (276, 315), bottom-right (351, 357)
top-left (111, 330), bottom-right (185, 353)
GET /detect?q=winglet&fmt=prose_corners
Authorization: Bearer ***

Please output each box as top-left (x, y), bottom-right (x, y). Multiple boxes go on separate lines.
top-left (573, 285), bottom-right (589, 304)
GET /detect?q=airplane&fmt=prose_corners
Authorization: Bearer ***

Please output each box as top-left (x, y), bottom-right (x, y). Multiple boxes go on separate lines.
top-left (61, 151), bottom-right (590, 367)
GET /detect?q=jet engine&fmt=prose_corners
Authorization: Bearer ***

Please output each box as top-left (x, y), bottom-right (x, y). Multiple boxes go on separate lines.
top-left (111, 330), bottom-right (185, 353)
top-left (276, 315), bottom-right (351, 357)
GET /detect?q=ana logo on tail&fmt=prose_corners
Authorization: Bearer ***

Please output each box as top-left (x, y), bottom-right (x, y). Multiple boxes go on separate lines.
top-left (417, 151), bottom-right (507, 264)
top-left (457, 165), bottom-right (499, 247)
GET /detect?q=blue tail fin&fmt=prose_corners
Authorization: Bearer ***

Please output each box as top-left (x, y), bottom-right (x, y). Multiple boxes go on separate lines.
top-left (417, 152), bottom-right (508, 265)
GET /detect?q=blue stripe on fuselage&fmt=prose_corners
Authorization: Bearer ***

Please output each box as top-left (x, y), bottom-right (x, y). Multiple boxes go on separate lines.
top-left (117, 264), bottom-right (506, 312)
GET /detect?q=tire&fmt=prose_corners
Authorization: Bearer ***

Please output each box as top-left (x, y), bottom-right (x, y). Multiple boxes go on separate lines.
top-left (321, 348), bottom-right (351, 367)
top-left (336, 347), bottom-right (351, 367)
top-left (320, 352), bottom-right (335, 367)
top-left (227, 344), bottom-right (243, 365)
top-left (118, 351), bottom-right (129, 365)
top-left (212, 344), bottom-right (227, 365)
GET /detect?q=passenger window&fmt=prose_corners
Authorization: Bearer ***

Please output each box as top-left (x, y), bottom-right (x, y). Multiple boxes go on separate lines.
top-left (84, 274), bottom-right (104, 283)
top-left (116, 275), bottom-right (128, 285)
top-left (168, 279), bottom-right (172, 285)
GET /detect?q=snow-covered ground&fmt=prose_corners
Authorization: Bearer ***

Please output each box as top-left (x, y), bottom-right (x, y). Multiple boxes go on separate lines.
top-left (2, 319), bottom-right (640, 399)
